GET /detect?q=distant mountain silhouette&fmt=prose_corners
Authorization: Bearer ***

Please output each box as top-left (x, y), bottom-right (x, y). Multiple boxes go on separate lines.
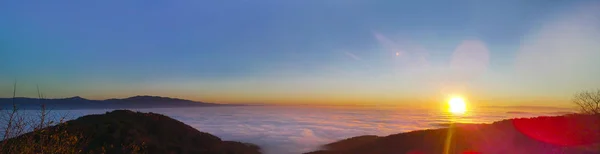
top-left (307, 114), bottom-right (600, 154)
top-left (0, 95), bottom-right (228, 110)
top-left (1, 110), bottom-right (261, 154)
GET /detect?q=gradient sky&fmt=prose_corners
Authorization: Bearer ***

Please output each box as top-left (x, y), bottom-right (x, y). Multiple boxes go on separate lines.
top-left (1, 0), bottom-right (599, 106)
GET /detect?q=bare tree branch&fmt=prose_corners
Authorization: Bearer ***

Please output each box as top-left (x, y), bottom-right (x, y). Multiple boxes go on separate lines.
top-left (573, 89), bottom-right (600, 115)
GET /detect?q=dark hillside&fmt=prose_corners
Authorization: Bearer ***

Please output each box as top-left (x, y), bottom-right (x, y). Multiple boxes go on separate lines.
top-left (307, 114), bottom-right (600, 154)
top-left (1, 110), bottom-right (261, 154)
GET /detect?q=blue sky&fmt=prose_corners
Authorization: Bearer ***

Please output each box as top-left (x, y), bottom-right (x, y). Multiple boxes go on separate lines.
top-left (1, 0), bottom-right (599, 105)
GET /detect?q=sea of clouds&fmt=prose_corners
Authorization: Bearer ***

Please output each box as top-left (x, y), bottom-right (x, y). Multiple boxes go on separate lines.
top-left (51, 106), bottom-right (572, 154)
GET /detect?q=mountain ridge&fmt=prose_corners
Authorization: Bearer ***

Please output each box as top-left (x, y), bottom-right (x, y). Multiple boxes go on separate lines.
top-left (0, 95), bottom-right (229, 110)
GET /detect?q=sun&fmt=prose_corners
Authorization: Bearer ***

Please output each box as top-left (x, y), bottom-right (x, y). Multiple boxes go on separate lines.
top-left (448, 97), bottom-right (467, 114)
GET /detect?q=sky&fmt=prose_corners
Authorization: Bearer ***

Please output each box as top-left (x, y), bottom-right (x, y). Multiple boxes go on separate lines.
top-left (1, 0), bottom-right (599, 106)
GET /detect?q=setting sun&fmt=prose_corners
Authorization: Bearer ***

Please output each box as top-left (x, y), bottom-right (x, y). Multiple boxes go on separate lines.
top-left (448, 97), bottom-right (467, 114)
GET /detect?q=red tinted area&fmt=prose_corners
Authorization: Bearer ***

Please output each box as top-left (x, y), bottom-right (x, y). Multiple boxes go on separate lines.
top-left (512, 115), bottom-right (600, 146)
top-left (406, 150), bottom-right (481, 154)
top-left (462, 151), bottom-right (481, 154)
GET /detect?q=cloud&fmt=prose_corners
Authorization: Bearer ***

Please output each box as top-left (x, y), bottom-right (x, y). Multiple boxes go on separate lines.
top-left (505, 111), bottom-right (530, 114)
top-left (45, 106), bottom-right (571, 154)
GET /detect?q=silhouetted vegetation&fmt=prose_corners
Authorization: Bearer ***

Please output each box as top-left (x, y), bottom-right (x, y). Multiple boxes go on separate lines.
top-left (573, 90), bottom-right (600, 115)
top-left (0, 83), bottom-right (82, 153)
top-left (2, 110), bottom-right (262, 154)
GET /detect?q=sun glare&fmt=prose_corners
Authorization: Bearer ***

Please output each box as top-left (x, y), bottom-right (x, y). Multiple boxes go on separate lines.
top-left (448, 97), bottom-right (467, 114)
